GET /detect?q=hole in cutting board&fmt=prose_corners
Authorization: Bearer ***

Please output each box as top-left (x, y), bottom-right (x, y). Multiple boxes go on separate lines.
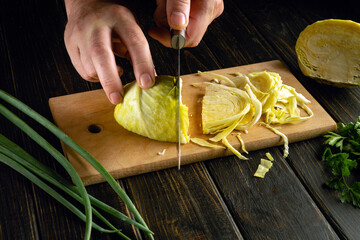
top-left (88, 124), bottom-right (103, 134)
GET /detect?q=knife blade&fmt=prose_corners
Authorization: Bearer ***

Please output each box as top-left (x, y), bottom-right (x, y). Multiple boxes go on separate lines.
top-left (170, 29), bottom-right (185, 169)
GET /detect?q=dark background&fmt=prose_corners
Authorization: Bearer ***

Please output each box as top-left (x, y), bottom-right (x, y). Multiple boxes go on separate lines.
top-left (1, 0), bottom-right (360, 239)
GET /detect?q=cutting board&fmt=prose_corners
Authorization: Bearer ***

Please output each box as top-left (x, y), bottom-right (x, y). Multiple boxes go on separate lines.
top-left (49, 60), bottom-right (336, 186)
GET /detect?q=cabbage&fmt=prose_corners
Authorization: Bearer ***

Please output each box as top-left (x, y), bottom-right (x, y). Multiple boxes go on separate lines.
top-left (230, 71), bottom-right (312, 125)
top-left (201, 83), bottom-right (252, 134)
top-left (190, 137), bottom-right (226, 149)
top-left (201, 83), bottom-right (261, 135)
top-left (222, 137), bottom-right (248, 160)
top-left (192, 70), bottom-right (312, 159)
top-left (114, 76), bottom-right (189, 143)
top-left (235, 133), bottom-right (248, 154)
top-left (295, 19), bottom-right (360, 87)
top-left (265, 152), bottom-right (274, 161)
top-left (261, 123), bottom-right (289, 158)
top-left (254, 158), bottom-right (273, 178)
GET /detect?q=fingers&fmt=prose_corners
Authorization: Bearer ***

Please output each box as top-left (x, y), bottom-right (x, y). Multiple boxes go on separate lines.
top-left (149, 0), bottom-right (190, 46)
top-left (186, 0), bottom-right (224, 46)
top-left (64, 30), bottom-right (94, 81)
top-left (89, 26), bottom-right (124, 104)
top-left (64, 4), bottom-right (156, 105)
top-left (79, 46), bottom-right (98, 81)
top-left (166, 0), bottom-right (190, 30)
top-left (112, 39), bottom-right (129, 59)
top-left (150, 0), bottom-right (224, 48)
top-left (148, 26), bottom-right (171, 48)
top-left (114, 17), bottom-right (155, 89)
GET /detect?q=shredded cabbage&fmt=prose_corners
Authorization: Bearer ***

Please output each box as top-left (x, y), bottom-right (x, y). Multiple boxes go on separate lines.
top-left (254, 158), bottom-right (273, 178)
top-left (236, 134), bottom-right (248, 154)
top-left (222, 137), bottom-right (248, 160)
top-left (265, 152), bottom-right (274, 161)
top-left (261, 122), bottom-right (289, 158)
top-left (190, 137), bottom-right (226, 149)
top-left (192, 70), bottom-right (312, 159)
top-left (192, 80), bottom-right (262, 159)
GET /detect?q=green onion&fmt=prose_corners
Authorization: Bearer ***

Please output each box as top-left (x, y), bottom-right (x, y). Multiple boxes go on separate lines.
top-left (0, 89), bottom-right (153, 239)
top-left (0, 144), bottom-right (132, 239)
top-left (0, 152), bottom-right (118, 235)
top-left (0, 133), bottom-right (152, 235)
top-left (0, 103), bottom-right (93, 240)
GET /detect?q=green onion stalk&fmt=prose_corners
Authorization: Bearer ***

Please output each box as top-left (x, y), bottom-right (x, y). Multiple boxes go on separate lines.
top-left (0, 134), bottom-right (152, 235)
top-left (0, 89), bottom-right (153, 239)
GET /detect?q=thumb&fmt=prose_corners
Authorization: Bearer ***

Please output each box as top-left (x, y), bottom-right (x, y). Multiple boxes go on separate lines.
top-left (167, 0), bottom-right (190, 30)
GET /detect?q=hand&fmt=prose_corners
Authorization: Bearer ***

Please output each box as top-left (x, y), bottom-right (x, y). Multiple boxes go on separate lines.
top-left (64, 0), bottom-right (156, 105)
top-left (149, 0), bottom-right (224, 47)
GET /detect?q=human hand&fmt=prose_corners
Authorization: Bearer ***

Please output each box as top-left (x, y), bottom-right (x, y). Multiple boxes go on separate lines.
top-left (149, 0), bottom-right (224, 47)
top-left (64, 0), bottom-right (156, 105)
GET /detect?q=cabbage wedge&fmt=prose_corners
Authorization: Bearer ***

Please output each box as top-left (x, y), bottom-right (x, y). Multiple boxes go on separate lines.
top-left (114, 76), bottom-right (190, 143)
top-left (201, 83), bottom-right (261, 135)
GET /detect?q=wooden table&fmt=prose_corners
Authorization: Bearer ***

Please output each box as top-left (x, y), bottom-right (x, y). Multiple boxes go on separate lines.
top-left (1, 0), bottom-right (359, 239)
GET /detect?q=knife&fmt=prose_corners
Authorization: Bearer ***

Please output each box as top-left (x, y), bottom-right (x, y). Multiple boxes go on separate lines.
top-left (170, 29), bottom-right (185, 169)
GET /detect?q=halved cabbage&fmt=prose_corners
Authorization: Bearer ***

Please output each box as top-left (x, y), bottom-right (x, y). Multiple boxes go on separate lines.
top-left (114, 76), bottom-right (190, 143)
top-left (295, 19), bottom-right (360, 87)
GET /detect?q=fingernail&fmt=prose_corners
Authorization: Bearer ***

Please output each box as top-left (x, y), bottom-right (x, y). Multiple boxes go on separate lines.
top-left (109, 92), bottom-right (122, 105)
top-left (140, 73), bottom-right (154, 88)
top-left (171, 12), bottom-right (186, 27)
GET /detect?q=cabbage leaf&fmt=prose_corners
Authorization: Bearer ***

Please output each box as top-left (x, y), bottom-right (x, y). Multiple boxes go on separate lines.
top-left (114, 76), bottom-right (189, 143)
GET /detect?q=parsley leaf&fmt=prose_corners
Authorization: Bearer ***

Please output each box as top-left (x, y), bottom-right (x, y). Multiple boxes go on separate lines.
top-left (341, 182), bottom-right (360, 208)
top-left (322, 116), bottom-right (360, 208)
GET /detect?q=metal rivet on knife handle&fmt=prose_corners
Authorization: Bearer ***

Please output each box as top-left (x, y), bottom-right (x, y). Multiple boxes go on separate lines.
top-left (170, 29), bottom-right (186, 50)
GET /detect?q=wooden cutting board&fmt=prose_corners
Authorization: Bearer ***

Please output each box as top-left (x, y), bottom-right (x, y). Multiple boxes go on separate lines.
top-left (49, 60), bottom-right (336, 186)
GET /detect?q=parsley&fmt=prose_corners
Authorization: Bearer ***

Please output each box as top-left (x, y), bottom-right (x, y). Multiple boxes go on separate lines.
top-left (322, 116), bottom-right (360, 208)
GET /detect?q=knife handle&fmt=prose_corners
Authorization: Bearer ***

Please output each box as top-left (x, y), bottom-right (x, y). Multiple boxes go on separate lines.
top-left (170, 29), bottom-right (186, 50)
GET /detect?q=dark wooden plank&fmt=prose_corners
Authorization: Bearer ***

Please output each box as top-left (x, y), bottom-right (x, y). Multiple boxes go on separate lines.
top-left (181, 0), bottom-right (341, 238)
top-left (0, 0), bottom-right (139, 239)
top-left (232, 1), bottom-right (360, 239)
top-left (1, 0), bottom-right (359, 239)
top-left (236, 0), bottom-right (360, 124)
top-left (0, 164), bottom-right (40, 240)
top-left (112, 2), bottom-right (244, 239)
top-left (86, 182), bottom-right (139, 240)
top-left (0, 4), bottom-right (41, 240)
top-left (288, 139), bottom-right (360, 240)
top-left (124, 164), bottom-right (242, 240)
top-left (207, 149), bottom-right (339, 239)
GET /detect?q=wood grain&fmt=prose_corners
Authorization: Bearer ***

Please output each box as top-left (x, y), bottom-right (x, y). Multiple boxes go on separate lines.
top-left (235, 2), bottom-right (360, 239)
top-left (205, 148), bottom-right (339, 240)
top-left (124, 163), bottom-right (243, 239)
